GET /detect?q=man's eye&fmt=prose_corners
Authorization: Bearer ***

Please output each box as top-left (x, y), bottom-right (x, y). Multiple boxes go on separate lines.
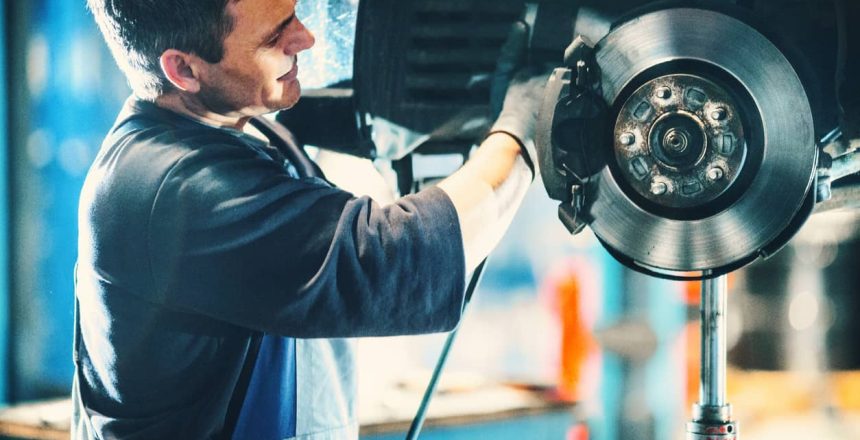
top-left (266, 33), bottom-right (281, 47)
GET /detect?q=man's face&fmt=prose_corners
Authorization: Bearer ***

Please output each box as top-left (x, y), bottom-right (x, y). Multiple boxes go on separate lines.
top-left (195, 0), bottom-right (315, 118)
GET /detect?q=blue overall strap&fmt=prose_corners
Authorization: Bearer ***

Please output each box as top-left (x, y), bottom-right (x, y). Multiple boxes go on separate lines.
top-left (230, 336), bottom-right (298, 439)
top-left (219, 333), bottom-right (263, 440)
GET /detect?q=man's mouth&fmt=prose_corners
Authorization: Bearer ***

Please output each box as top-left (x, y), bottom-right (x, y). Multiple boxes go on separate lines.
top-left (278, 58), bottom-right (299, 82)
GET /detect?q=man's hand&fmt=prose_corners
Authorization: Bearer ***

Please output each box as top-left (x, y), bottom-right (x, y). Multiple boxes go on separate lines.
top-left (435, 19), bottom-right (554, 273)
top-left (489, 21), bottom-right (528, 118)
top-left (487, 21), bottom-right (550, 178)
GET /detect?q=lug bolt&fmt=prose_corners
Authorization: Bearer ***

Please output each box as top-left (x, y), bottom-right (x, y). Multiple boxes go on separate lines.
top-left (707, 167), bottom-right (725, 182)
top-left (656, 87), bottom-right (671, 99)
top-left (619, 132), bottom-right (635, 146)
top-left (650, 181), bottom-right (668, 195)
top-left (710, 107), bottom-right (727, 121)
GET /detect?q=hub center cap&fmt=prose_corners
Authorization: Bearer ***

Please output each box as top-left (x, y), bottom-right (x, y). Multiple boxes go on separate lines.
top-left (651, 112), bottom-right (707, 170)
top-left (612, 74), bottom-right (747, 210)
top-left (664, 129), bottom-right (688, 153)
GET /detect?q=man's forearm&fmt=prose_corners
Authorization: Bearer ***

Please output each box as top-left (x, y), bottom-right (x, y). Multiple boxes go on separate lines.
top-left (437, 133), bottom-right (533, 272)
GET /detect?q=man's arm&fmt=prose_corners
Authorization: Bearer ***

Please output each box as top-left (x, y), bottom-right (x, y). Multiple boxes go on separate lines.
top-left (437, 18), bottom-right (546, 273)
top-left (437, 132), bottom-right (533, 273)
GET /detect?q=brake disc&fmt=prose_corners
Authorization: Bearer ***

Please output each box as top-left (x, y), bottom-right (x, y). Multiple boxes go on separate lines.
top-left (542, 8), bottom-right (817, 277)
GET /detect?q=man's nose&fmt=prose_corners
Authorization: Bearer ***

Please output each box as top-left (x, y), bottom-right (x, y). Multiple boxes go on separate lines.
top-left (287, 19), bottom-right (315, 54)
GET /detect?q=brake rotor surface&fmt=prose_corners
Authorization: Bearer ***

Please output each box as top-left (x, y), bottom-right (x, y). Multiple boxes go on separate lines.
top-left (587, 8), bottom-right (816, 274)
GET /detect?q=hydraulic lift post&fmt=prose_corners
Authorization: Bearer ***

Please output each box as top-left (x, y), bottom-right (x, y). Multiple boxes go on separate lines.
top-left (687, 274), bottom-right (738, 439)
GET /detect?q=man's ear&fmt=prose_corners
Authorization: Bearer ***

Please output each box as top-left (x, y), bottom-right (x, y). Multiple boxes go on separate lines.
top-left (159, 49), bottom-right (203, 93)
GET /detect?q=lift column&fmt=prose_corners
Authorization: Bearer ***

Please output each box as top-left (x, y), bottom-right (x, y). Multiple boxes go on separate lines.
top-left (687, 274), bottom-right (738, 439)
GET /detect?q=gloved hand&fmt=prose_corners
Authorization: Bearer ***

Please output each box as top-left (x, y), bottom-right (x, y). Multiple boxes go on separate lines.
top-left (487, 20), bottom-right (549, 178)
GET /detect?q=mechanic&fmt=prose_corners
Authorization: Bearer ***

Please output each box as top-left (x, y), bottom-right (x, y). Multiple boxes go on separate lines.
top-left (74, 0), bottom-right (550, 438)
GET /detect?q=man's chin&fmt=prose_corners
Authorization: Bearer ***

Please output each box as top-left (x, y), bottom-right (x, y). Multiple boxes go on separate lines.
top-left (269, 87), bottom-right (302, 112)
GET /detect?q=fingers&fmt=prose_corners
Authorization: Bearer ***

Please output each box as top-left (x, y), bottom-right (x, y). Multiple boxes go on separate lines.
top-left (490, 20), bottom-right (530, 118)
top-left (496, 21), bottom-right (529, 75)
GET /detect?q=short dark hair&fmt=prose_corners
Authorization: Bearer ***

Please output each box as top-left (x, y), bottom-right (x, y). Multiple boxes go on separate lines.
top-left (87, 0), bottom-right (236, 100)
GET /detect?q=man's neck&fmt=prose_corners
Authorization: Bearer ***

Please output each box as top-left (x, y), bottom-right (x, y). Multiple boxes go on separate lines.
top-left (154, 93), bottom-right (250, 130)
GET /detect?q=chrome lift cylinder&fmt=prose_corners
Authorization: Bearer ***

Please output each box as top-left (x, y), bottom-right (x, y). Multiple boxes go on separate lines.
top-left (687, 275), bottom-right (738, 440)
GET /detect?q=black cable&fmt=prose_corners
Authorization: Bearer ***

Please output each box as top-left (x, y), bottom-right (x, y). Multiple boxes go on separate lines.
top-left (405, 258), bottom-right (488, 440)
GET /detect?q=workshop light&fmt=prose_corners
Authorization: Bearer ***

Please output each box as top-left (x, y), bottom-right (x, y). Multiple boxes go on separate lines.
top-left (26, 34), bottom-right (49, 96)
top-left (788, 291), bottom-right (819, 331)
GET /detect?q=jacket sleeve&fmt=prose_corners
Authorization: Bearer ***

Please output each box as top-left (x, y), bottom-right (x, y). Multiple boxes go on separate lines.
top-left (147, 143), bottom-right (467, 338)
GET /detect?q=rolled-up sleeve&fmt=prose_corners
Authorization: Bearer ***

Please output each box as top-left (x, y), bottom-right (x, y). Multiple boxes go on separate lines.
top-left (147, 144), bottom-right (466, 338)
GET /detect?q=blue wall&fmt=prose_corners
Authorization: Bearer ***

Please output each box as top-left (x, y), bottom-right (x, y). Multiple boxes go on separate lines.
top-left (12, 0), bottom-right (129, 400)
top-left (0, 0), bottom-right (10, 403)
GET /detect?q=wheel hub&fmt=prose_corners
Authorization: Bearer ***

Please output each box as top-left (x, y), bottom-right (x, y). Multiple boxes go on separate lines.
top-left (614, 74), bottom-right (747, 210)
